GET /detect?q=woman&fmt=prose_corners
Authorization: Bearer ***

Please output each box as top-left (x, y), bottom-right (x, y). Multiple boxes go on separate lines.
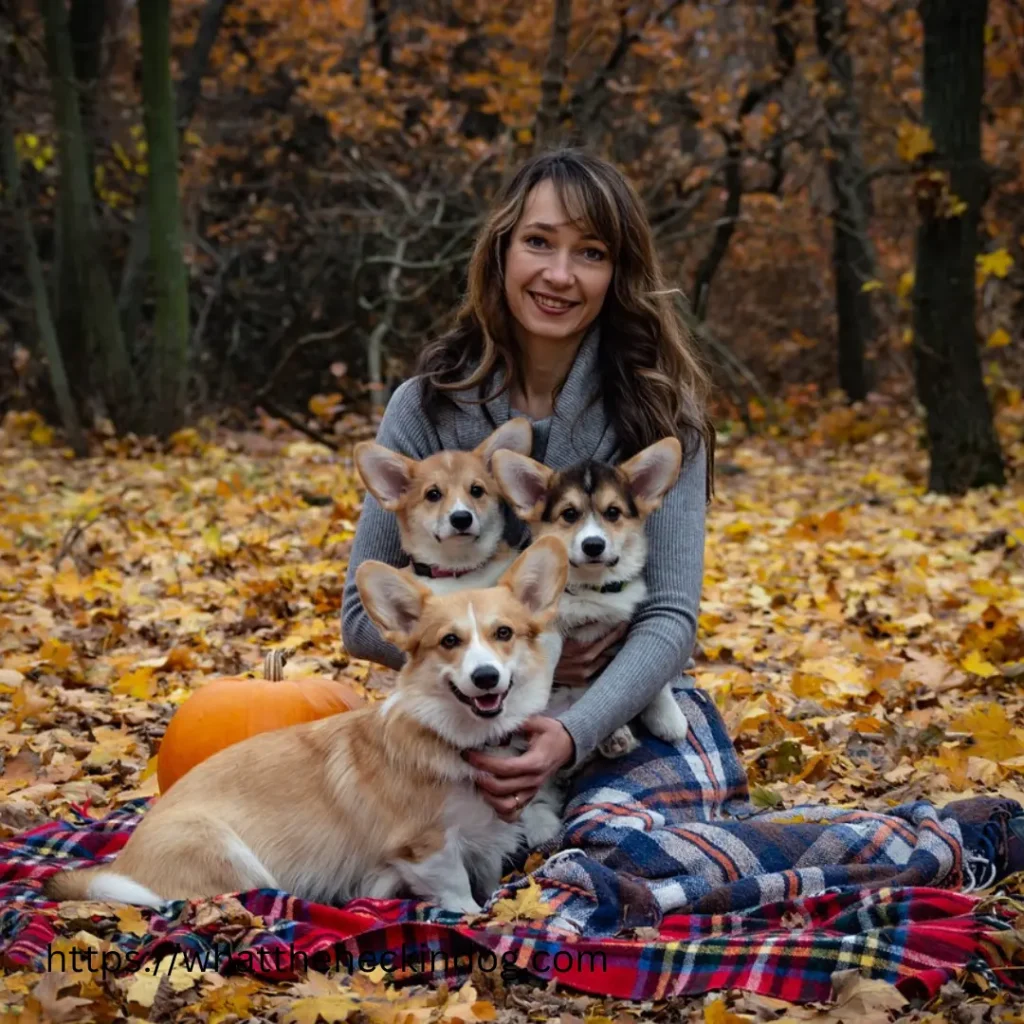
top-left (340, 147), bottom-right (714, 823)
top-left (341, 149), bottom-right (1024, 923)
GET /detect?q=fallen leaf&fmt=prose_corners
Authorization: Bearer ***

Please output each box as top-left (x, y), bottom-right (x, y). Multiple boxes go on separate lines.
top-left (826, 969), bottom-right (907, 1023)
top-left (961, 650), bottom-right (1001, 679)
top-left (489, 878), bottom-right (554, 924)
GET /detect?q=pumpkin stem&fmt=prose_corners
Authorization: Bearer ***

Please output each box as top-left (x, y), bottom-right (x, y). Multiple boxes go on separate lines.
top-left (263, 648), bottom-right (290, 681)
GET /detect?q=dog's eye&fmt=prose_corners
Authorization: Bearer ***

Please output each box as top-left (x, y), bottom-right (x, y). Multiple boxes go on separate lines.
top-left (440, 633), bottom-right (461, 649)
top-left (604, 506), bottom-right (621, 522)
top-left (494, 625), bottom-right (513, 642)
top-left (561, 507), bottom-right (579, 523)
top-left (426, 486), bottom-right (443, 502)
top-left (470, 484), bottom-right (485, 498)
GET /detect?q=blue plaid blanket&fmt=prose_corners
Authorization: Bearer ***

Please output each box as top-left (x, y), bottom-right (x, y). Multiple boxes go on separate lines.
top-left (508, 686), bottom-right (1022, 937)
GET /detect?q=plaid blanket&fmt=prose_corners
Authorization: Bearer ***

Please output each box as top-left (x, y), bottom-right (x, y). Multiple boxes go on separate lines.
top-left (530, 688), bottom-right (1022, 931)
top-left (2, 686), bottom-right (1022, 1004)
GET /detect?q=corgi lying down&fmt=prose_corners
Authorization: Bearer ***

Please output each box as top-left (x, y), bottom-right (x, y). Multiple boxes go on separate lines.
top-left (43, 537), bottom-right (569, 914)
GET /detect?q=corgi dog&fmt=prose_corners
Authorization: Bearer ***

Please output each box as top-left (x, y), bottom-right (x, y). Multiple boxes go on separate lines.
top-left (43, 538), bottom-right (569, 915)
top-left (353, 418), bottom-right (533, 596)
top-left (491, 437), bottom-right (689, 758)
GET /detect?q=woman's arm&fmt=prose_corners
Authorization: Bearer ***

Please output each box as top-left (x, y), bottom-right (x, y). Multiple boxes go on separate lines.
top-left (554, 436), bottom-right (708, 766)
top-left (340, 378), bottom-right (440, 670)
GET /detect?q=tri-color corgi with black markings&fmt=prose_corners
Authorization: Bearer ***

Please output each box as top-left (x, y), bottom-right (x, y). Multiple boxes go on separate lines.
top-left (491, 437), bottom-right (689, 758)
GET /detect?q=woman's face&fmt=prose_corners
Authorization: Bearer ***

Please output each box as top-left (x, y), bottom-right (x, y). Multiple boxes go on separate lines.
top-left (504, 180), bottom-right (613, 351)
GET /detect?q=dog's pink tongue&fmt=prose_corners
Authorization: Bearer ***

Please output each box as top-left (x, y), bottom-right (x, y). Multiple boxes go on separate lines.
top-left (473, 693), bottom-right (502, 712)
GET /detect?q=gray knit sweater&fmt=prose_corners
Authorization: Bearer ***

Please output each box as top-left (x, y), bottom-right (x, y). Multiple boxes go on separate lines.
top-left (340, 326), bottom-right (707, 766)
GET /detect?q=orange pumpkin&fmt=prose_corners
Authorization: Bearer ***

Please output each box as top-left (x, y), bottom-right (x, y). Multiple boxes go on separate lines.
top-left (156, 650), bottom-right (365, 793)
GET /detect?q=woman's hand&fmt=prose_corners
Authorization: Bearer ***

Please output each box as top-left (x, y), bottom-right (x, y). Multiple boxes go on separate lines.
top-left (554, 622), bottom-right (628, 685)
top-left (465, 716), bottom-right (575, 822)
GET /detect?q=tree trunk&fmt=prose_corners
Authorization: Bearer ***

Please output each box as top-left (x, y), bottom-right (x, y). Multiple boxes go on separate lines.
top-left (53, 0), bottom-right (108, 410)
top-left (41, 0), bottom-right (140, 430)
top-left (368, 0), bottom-right (391, 70)
top-left (1, 115), bottom-right (88, 456)
top-left (68, 0), bottom-right (107, 165)
top-left (912, 0), bottom-right (1005, 494)
top-left (534, 0), bottom-right (572, 149)
top-left (138, 0), bottom-right (191, 437)
top-left (118, 0), bottom-right (229, 352)
top-left (815, 0), bottom-right (876, 402)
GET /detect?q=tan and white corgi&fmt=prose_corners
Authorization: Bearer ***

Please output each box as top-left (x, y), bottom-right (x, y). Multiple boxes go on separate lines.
top-left (43, 537), bottom-right (569, 915)
top-left (491, 437), bottom-right (689, 758)
top-left (353, 418), bottom-right (533, 596)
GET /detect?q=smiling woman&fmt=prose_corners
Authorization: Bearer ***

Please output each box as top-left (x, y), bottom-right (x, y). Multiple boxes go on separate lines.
top-left (501, 180), bottom-right (614, 419)
top-left (341, 147), bottom-right (714, 826)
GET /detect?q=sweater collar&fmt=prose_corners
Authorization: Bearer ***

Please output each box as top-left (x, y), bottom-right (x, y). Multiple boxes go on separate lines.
top-left (451, 323), bottom-right (613, 468)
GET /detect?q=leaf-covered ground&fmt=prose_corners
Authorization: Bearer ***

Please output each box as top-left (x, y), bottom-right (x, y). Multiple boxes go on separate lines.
top-left (1, 394), bottom-right (1023, 1024)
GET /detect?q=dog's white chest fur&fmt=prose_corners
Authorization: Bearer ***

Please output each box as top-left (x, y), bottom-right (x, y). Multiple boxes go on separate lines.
top-left (558, 579), bottom-right (645, 644)
top-left (443, 785), bottom-right (526, 887)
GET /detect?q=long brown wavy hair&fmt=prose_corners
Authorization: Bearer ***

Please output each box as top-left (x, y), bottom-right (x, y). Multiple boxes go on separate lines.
top-left (417, 148), bottom-right (715, 498)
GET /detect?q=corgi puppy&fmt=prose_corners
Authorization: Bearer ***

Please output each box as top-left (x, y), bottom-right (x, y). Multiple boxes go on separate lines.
top-left (43, 538), bottom-right (569, 915)
top-left (353, 418), bottom-right (533, 596)
top-left (491, 437), bottom-right (689, 758)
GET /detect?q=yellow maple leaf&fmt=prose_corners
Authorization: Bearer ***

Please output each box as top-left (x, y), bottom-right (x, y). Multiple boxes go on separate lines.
top-left (933, 747), bottom-right (970, 790)
top-left (116, 906), bottom-right (149, 937)
top-left (489, 878), bottom-right (553, 923)
top-left (897, 121), bottom-right (934, 162)
top-left (126, 955), bottom-right (210, 1008)
top-left (704, 997), bottom-right (750, 1024)
top-left (800, 657), bottom-right (867, 695)
top-left (952, 703), bottom-right (1024, 763)
top-left (29, 422), bottom-right (55, 446)
top-left (307, 393), bottom-right (343, 420)
top-left (724, 520), bottom-right (753, 538)
top-left (38, 639), bottom-right (74, 671)
top-left (111, 666), bottom-right (157, 699)
top-left (986, 328), bottom-right (1011, 349)
top-left (84, 726), bottom-right (138, 768)
top-left (961, 650), bottom-right (1001, 678)
top-left (192, 976), bottom-right (263, 1024)
top-left (11, 682), bottom-right (53, 730)
top-left (977, 248), bottom-right (1014, 281)
top-left (283, 994), bottom-right (361, 1024)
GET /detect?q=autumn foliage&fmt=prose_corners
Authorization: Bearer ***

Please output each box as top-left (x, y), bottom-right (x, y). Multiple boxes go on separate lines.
top-left (1, 0), bottom-right (1021, 433)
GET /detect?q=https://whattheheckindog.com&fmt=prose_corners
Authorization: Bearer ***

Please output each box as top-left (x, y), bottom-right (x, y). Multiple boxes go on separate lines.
top-left (43, 942), bottom-right (608, 982)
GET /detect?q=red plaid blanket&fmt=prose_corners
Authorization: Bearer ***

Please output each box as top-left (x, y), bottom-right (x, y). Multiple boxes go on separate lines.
top-left (1, 799), bottom-right (1020, 1004)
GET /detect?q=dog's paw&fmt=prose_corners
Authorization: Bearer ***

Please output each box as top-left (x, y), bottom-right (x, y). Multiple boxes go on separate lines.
top-left (646, 704), bottom-right (689, 744)
top-left (598, 726), bottom-right (640, 759)
top-left (521, 803), bottom-right (561, 849)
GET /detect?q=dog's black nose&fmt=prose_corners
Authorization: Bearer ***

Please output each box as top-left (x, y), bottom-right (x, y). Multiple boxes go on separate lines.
top-left (450, 510), bottom-right (473, 532)
top-left (470, 666), bottom-right (500, 690)
top-left (582, 537), bottom-right (606, 558)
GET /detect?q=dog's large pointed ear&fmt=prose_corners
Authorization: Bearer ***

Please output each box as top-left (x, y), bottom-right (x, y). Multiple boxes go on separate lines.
top-left (354, 442), bottom-right (415, 511)
top-left (619, 437), bottom-right (683, 515)
top-left (490, 450), bottom-right (552, 522)
top-left (474, 417), bottom-right (533, 472)
top-left (355, 562), bottom-right (429, 647)
top-left (500, 536), bottom-right (568, 616)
